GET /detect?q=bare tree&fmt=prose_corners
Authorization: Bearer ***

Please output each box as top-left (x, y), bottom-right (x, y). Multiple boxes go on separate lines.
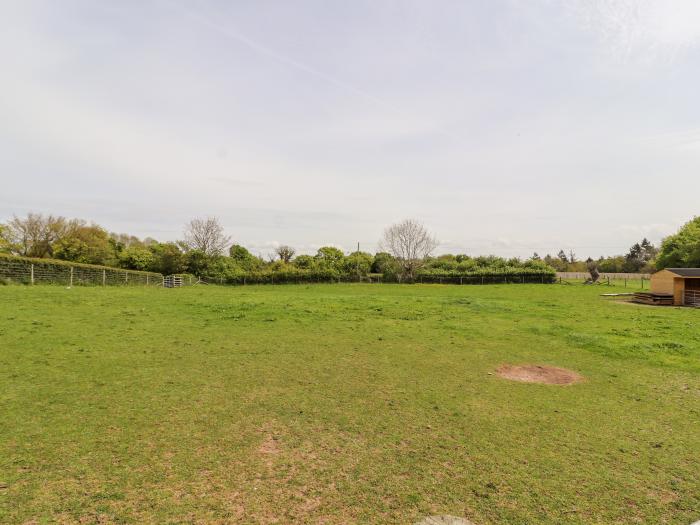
top-left (276, 245), bottom-right (295, 263)
top-left (4, 213), bottom-right (76, 258)
top-left (380, 219), bottom-right (438, 280)
top-left (183, 217), bottom-right (231, 256)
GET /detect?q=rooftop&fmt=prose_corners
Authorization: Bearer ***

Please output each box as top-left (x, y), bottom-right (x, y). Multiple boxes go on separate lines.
top-left (665, 268), bottom-right (700, 277)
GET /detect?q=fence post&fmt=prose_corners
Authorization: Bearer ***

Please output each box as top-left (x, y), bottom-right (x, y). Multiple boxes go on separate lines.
top-left (30, 264), bottom-right (34, 285)
top-left (460, 277), bottom-right (463, 285)
top-left (125, 271), bottom-right (128, 285)
top-left (70, 267), bottom-right (74, 287)
top-left (146, 274), bottom-right (149, 285)
top-left (102, 269), bottom-right (106, 286)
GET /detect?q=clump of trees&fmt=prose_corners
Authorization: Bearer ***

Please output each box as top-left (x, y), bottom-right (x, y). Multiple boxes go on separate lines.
top-left (655, 217), bottom-right (700, 269)
top-left (11, 212), bottom-right (697, 283)
top-left (539, 238), bottom-right (658, 274)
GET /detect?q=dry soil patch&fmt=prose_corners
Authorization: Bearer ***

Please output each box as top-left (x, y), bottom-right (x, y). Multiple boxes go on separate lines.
top-left (496, 364), bottom-right (583, 385)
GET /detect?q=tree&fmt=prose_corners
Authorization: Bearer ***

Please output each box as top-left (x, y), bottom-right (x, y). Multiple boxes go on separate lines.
top-left (0, 225), bottom-right (11, 253)
top-left (229, 244), bottom-right (262, 270)
top-left (184, 249), bottom-right (212, 276)
top-left (183, 217), bottom-right (230, 257)
top-left (276, 245), bottom-right (296, 263)
top-left (53, 224), bottom-right (115, 265)
top-left (656, 217), bottom-right (700, 269)
top-left (293, 254), bottom-right (315, 269)
top-left (118, 246), bottom-right (155, 271)
top-left (315, 246), bottom-right (345, 270)
top-left (3, 213), bottom-right (74, 258)
top-left (150, 242), bottom-right (186, 275)
top-left (380, 219), bottom-right (438, 280)
top-left (371, 252), bottom-right (395, 274)
top-left (344, 251), bottom-right (373, 278)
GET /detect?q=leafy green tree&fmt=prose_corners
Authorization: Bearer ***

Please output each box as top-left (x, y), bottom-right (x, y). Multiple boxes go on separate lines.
top-left (315, 246), bottom-right (345, 270)
top-left (150, 242), bottom-right (186, 275)
top-left (118, 246), bottom-right (156, 271)
top-left (184, 249), bottom-right (211, 276)
top-left (53, 224), bottom-right (114, 265)
top-left (343, 251), bottom-right (373, 277)
top-left (656, 217), bottom-right (700, 269)
top-left (371, 252), bottom-right (395, 274)
top-left (0, 224), bottom-right (11, 253)
top-left (293, 254), bottom-right (315, 269)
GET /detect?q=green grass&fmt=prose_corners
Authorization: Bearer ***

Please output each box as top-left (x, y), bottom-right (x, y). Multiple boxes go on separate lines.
top-left (1, 283), bottom-right (699, 524)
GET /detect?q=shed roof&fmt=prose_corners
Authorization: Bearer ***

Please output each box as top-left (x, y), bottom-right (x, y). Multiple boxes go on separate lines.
top-left (664, 268), bottom-right (700, 277)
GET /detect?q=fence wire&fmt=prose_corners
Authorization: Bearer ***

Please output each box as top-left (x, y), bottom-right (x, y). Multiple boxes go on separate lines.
top-left (0, 255), bottom-right (163, 286)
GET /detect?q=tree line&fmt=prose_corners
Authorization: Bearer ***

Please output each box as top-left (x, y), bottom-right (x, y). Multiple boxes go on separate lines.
top-left (1, 213), bottom-right (698, 280)
top-left (536, 217), bottom-right (700, 273)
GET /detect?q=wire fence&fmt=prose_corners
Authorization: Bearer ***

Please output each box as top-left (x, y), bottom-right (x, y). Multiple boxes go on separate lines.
top-left (556, 272), bottom-right (651, 289)
top-left (0, 254), bottom-right (163, 286)
top-left (199, 272), bottom-right (556, 286)
top-left (556, 272), bottom-right (651, 280)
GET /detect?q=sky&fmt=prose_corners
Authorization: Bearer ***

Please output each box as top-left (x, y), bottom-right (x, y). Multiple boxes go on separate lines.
top-left (2, 0), bottom-right (700, 259)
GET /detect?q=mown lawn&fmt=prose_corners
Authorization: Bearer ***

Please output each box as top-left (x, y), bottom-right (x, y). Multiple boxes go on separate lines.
top-left (1, 283), bottom-right (699, 524)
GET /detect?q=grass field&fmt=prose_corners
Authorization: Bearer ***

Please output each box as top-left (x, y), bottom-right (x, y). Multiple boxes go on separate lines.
top-left (1, 283), bottom-right (699, 524)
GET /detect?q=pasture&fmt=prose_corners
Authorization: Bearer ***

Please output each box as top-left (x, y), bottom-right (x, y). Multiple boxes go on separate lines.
top-left (1, 283), bottom-right (699, 524)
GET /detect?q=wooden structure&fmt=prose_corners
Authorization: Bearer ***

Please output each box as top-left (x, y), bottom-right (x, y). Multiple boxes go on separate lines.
top-left (648, 268), bottom-right (700, 306)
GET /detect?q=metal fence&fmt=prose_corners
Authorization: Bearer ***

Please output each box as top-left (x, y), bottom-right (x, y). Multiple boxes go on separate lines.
top-left (0, 254), bottom-right (163, 286)
top-left (556, 272), bottom-right (651, 280)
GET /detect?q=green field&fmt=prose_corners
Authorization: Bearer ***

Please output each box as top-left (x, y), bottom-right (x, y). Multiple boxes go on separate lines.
top-left (1, 284), bottom-right (699, 524)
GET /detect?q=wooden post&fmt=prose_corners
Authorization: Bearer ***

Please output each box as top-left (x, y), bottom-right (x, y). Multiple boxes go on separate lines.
top-left (70, 267), bottom-right (74, 287)
top-left (125, 271), bottom-right (128, 284)
top-left (30, 264), bottom-right (34, 285)
top-left (146, 274), bottom-right (149, 285)
top-left (460, 277), bottom-right (463, 285)
top-left (102, 269), bottom-right (106, 286)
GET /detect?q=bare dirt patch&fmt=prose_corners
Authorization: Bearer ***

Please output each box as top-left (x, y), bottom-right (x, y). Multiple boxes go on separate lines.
top-left (415, 516), bottom-right (476, 525)
top-left (496, 364), bottom-right (583, 385)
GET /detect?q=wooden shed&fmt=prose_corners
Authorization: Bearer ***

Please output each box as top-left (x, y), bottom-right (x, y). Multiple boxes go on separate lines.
top-left (650, 268), bottom-right (700, 306)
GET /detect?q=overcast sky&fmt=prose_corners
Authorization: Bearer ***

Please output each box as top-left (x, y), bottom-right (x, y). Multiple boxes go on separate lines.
top-left (2, 1), bottom-right (700, 258)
